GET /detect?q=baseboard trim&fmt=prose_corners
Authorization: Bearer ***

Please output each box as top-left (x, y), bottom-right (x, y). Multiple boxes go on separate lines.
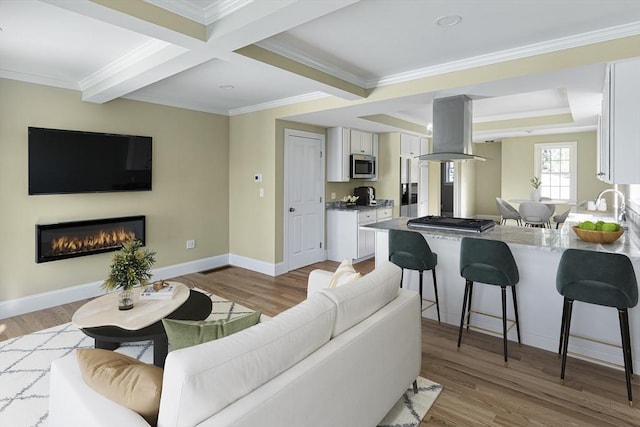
top-left (0, 255), bottom-right (230, 320)
top-left (229, 253), bottom-right (282, 276)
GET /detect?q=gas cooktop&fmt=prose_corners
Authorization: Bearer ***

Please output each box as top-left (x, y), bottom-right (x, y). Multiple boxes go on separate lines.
top-left (407, 216), bottom-right (496, 233)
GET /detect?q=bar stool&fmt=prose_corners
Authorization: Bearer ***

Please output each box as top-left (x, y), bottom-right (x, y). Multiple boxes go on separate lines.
top-left (556, 249), bottom-right (638, 407)
top-left (457, 237), bottom-right (521, 365)
top-left (388, 229), bottom-right (440, 322)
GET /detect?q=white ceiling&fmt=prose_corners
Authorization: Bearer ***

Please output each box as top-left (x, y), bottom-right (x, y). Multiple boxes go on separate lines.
top-left (1, 0), bottom-right (639, 140)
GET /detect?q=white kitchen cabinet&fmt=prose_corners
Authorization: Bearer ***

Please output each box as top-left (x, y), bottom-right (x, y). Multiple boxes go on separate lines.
top-left (351, 129), bottom-right (374, 156)
top-left (597, 57), bottom-right (640, 184)
top-left (350, 129), bottom-right (374, 155)
top-left (327, 127), bottom-right (378, 182)
top-left (327, 207), bottom-right (389, 262)
top-left (400, 134), bottom-right (420, 158)
top-left (327, 127), bottom-right (350, 182)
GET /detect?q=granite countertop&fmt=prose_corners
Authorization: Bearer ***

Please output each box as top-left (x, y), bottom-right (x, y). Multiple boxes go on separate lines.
top-left (367, 214), bottom-right (640, 260)
top-left (327, 199), bottom-right (394, 211)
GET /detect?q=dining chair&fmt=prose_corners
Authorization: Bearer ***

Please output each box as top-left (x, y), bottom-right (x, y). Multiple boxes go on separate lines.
top-left (553, 208), bottom-right (571, 229)
top-left (518, 202), bottom-right (552, 228)
top-left (496, 198), bottom-right (522, 226)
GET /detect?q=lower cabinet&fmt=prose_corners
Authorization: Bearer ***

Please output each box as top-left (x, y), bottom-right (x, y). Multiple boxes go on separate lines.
top-left (327, 208), bottom-right (391, 262)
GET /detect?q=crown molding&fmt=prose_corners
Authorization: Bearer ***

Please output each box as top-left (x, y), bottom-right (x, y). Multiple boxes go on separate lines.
top-left (229, 91), bottom-right (329, 116)
top-left (78, 39), bottom-right (175, 91)
top-left (0, 69), bottom-right (78, 91)
top-left (258, 22), bottom-right (639, 91)
top-left (123, 92), bottom-right (230, 115)
top-left (373, 22), bottom-right (640, 88)
top-left (256, 39), bottom-right (367, 87)
top-left (145, 0), bottom-right (253, 25)
top-left (474, 107), bottom-right (572, 123)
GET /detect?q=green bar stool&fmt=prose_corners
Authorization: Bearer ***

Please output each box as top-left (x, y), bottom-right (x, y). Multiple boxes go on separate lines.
top-left (556, 249), bottom-right (638, 407)
top-left (457, 237), bottom-right (521, 366)
top-left (388, 229), bottom-right (440, 322)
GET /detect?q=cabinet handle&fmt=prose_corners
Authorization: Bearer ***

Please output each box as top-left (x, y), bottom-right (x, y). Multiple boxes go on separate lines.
top-left (289, 207), bottom-right (295, 212)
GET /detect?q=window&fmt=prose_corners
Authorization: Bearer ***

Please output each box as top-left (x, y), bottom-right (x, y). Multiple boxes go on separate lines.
top-left (534, 142), bottom-right (577, 201)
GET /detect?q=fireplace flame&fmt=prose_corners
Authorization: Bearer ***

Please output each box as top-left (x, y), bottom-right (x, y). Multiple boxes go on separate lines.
top-left (51, 228), bottom-right (136, 255)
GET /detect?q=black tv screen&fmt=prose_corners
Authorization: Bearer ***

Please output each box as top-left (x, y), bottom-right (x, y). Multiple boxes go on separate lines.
top-left (28, 127), bottom-right (152, 195)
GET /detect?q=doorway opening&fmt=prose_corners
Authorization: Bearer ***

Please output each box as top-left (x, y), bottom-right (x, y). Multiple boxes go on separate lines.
top-left (440, 162), bottom-right (454, 217)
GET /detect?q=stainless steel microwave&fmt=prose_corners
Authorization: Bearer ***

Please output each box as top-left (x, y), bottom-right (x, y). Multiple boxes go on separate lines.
top-left (350, 154), bottom-right (376, 179)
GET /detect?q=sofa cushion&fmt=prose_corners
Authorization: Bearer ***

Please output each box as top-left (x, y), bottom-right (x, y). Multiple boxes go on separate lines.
top-left (157, 292), bottom-right (336, 427)
top-left (327, 259), bottom-right (362, 289)
top-left (318, 261), bottom-right (401, 337)
top-left (75, 348), bottom-right (163, 426)
top-left (162, 311), bottom-right (262, 351)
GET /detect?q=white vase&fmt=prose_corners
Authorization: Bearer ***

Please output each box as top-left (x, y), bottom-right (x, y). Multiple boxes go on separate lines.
top-left (530, 189), bottom-right (540, 201)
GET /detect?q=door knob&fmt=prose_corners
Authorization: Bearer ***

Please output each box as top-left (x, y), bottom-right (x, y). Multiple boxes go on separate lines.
top-left (289, 207), bottom-right (295, 212)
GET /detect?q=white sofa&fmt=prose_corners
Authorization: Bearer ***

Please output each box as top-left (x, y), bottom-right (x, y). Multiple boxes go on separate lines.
top-left (49, 261), bottom-right (422, 427)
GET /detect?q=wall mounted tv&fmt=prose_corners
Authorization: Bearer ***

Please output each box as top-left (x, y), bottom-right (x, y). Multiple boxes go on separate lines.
top-left (28, 127), bottom-right (152, 195)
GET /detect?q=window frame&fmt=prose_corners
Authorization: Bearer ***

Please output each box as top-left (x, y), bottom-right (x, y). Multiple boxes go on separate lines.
top-left (533, 141), bottom-right (577, 201)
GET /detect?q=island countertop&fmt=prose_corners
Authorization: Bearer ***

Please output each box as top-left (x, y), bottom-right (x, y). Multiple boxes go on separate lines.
top-left (367, 214), bottom-right (640, 370)
top-left (365, 215), bottom-right (640, 260)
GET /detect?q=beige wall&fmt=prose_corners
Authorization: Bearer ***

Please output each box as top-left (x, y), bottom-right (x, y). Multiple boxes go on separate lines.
top-left (0, 79), bottom-right (229, 301)
top-left (474, 142), bottom-right (503, 216)
top-left (501, 131), bottom-right (611, 209)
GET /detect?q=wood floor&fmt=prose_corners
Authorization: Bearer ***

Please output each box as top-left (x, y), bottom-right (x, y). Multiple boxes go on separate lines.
top-left (2, 260), bottom-right (639, 426)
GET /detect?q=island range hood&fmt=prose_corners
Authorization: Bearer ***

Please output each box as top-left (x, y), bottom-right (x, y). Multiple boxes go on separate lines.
top-left (418, 94), bottom-right (486, 162)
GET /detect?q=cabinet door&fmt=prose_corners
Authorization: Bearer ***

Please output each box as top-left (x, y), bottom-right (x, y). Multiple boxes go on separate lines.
top-left (327, 211), bottom-right (358, 261)
top-left (608, 58), bottom-right (640, 184)
top-left (327, 127), bottom-right (350, 182)
top-left (350, 130), bottom-right (373, 155)
top-left (400, 134), bottom-right (420, 158)
top-left (357, 228), bottom-right (375, 259)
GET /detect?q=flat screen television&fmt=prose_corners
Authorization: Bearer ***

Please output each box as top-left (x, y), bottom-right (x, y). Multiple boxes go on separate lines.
top-left (28, 127), bottom-right (152, 195)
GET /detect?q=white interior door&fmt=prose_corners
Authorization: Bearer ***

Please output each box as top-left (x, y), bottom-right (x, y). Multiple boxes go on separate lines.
top-left (284, 129), bottom-right (325, 271)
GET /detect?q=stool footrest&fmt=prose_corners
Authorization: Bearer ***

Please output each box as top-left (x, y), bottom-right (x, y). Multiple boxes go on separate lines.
top-left (464, 309), bottom-right (517, 337)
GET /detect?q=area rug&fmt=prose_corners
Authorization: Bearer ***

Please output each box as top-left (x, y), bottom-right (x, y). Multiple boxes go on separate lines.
top-left (0, 289), bottom-right (442, 427)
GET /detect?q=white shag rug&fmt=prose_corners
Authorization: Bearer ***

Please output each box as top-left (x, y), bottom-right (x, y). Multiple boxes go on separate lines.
top-left (0, 289), bottom-right (441, 427)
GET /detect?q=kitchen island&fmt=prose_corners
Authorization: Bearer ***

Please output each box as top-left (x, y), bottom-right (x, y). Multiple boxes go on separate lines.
top-left (365, 215), bottom-right (640, 370)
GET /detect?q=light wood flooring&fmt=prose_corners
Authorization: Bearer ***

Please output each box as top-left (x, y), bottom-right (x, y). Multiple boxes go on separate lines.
top-left (2, 260), bottom-right (639, 426)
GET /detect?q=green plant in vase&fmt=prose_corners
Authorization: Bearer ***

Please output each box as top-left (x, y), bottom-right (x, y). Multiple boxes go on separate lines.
top-left (103, 240), bottom-right (156, 310)
top-left (530, 176), bottom-right (542, 201)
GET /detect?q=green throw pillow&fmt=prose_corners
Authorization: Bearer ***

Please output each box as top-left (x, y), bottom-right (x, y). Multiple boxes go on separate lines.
top-left (162, 311), bottom-right (261, 351)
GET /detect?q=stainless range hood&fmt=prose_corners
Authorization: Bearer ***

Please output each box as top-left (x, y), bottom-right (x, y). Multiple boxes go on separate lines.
top-left (418, 95), bottom-right (486, 162)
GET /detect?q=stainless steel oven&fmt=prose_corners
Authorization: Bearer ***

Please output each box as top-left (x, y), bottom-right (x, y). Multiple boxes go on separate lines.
top-left (350, 154), bottom-right (376, 179)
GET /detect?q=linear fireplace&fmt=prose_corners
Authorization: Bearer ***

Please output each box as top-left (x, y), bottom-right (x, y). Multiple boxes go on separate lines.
top-left (36, 216), bottom-right (146, 263)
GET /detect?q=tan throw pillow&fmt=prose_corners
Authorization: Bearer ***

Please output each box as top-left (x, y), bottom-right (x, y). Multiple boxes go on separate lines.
top-left (76, 349), bottom-right (163, 426)
top-left (327, 259), bottom-right (361, 289)
top-left (162, 310), bottom-right (262, 351)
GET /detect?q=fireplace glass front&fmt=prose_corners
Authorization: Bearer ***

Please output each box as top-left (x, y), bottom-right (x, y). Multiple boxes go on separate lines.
top-left (36, 216), bottom-right (146, 263)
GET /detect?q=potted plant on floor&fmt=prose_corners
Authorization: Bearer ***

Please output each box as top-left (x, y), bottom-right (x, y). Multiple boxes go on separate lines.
top-left (102, 240), bottom-right (156, 310)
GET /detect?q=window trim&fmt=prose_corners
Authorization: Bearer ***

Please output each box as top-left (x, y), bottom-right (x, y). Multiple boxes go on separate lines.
top-left (534, 141), bottom-right (577, 201)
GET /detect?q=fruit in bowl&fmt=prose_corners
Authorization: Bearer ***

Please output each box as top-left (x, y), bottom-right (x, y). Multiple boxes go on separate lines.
top-left (572, 221), bottom-right (623, 243)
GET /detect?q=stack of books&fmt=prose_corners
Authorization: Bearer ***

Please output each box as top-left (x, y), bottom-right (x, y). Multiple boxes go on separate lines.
top-left (140, 282), bottom-right (177, 300)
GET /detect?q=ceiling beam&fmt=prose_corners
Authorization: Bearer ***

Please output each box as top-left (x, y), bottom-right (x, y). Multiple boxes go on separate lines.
top-left (42, 0), bottom-right (362, 104)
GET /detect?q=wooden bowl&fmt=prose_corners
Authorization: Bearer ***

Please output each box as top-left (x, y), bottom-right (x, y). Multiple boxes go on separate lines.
top-left (572, 226), bottom-right (623, 243)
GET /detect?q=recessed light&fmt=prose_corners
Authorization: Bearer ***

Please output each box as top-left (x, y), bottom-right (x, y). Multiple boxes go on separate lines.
top-left (218, 84), bottom-right (234, 90)
top-left (435, 15), bottom-right (462, 27)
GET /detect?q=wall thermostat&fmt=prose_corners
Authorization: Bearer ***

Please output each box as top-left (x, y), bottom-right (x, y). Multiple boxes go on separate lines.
top-left (254, 173), bottom-right (263, 183)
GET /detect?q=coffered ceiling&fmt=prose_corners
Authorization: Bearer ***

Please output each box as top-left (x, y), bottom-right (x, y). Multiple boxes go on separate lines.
top-left (1, 0), bottom-right (639, 140)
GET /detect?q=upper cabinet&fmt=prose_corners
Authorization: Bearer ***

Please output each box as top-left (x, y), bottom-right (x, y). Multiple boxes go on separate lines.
top-left (597, 57), bottom-right (640, 184)
top-left (327, 127), bottom-right (351, 182)
top-left (400, 134), bottom-right (429, 158)
top-left (327, 127), bottom-right (378, 182)
top-left (350, 129), bottom-right (375, 155)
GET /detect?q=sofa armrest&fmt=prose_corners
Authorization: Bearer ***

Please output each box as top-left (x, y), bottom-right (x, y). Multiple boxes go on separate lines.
top-left (49, 353), bottom-right (151, 427)
top-left (307, 269), bottom-right (334, 297)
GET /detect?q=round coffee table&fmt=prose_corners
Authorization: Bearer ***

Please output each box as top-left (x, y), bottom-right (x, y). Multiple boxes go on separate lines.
top-left (72, 282), bottom-right (212, 367)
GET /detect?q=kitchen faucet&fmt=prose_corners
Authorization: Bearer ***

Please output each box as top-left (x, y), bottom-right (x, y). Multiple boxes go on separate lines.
top-left (595, 189), bottom-right (626, 223)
